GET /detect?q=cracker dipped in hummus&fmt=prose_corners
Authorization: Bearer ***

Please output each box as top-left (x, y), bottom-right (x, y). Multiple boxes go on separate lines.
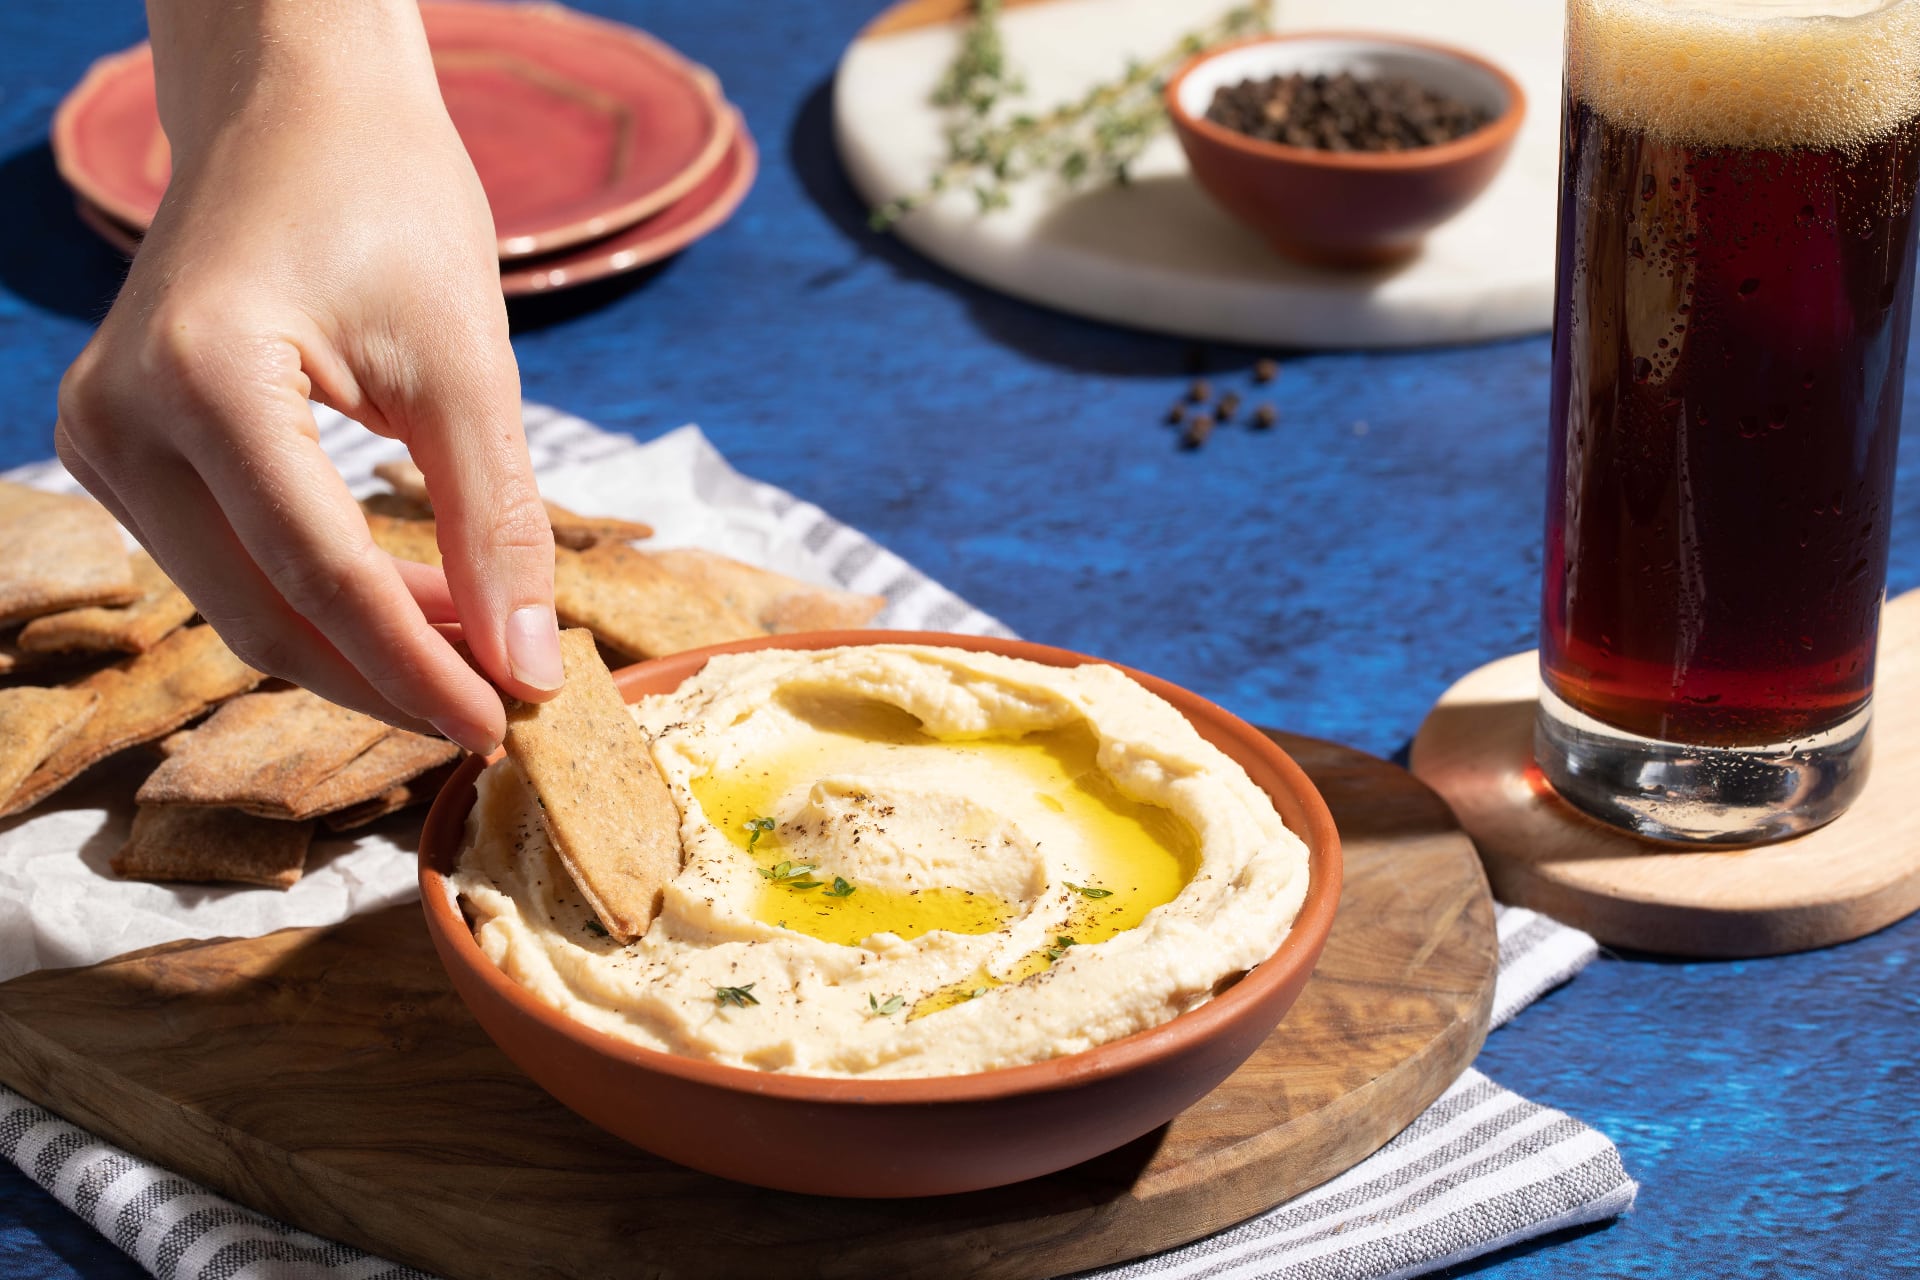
top-left (452, 644), bottom-right (1311, 1079)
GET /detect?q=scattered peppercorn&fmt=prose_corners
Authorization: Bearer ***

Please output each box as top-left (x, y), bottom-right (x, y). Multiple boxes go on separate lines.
top-left (1188, 379), bottom-right (1212, 404)
top-left (1182, 414), bottom-right (1215, 449)
top-left (1254, 358), bottom-right (1278, 383)
top-left (1254, 403), bottom-right (1278, 429)
top-left (1205, 71), bottom-right (1490, 152)
top-left (1218, 391), bottom-right (1241, 420)
top-left (1165, 404), bottom-right (1186, 426)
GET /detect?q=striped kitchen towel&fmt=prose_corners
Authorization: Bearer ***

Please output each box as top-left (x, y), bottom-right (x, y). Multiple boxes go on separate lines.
top-left (0, 406), bottom-right (1633, 1279)
top-left (4, 403), bottom-right (1013, 643)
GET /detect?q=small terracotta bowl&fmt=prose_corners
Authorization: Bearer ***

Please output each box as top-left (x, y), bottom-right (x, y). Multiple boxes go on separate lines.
top-left (1166, 33), bottom-right (1525, 267)
top-left (419, 631), bottom-right (1341, 1197)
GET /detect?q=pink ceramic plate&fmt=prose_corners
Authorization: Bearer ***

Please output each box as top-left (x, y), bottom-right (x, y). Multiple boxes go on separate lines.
top-left (76, 109), bottom-right (755, 297)
top-left (500, 109), bottom-right (755, 294)
top-left (52, 1), bottom-right (732, 259)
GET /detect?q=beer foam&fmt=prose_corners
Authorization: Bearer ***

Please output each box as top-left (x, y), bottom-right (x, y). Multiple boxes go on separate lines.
top-left (1570, 0), bottom-right (1920, 149)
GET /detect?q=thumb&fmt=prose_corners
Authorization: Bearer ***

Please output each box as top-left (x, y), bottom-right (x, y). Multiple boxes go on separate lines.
top-left (399, 342), bottom-right (562, 702)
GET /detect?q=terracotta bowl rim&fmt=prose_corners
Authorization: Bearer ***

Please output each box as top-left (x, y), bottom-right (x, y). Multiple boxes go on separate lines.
top-left (419, 630), bottom-right (1342, 1106)
top-left (1164, 31), bottom-right (1527, 173)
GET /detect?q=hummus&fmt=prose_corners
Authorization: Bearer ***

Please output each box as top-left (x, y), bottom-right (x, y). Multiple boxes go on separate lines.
top-left (451, 645), bottom-right (1310, 1078)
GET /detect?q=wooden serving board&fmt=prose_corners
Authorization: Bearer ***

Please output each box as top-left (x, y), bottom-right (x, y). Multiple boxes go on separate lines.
top-left (835, 0), bottom-right (1564, 349)
top-left (1410, 588), bottom-right (1920, 958)
top-left (0, 731), bottom-right (1494, 1280)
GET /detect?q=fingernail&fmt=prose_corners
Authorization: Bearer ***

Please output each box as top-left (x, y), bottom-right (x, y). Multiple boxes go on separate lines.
top-left (431, 716), bottom-right (499, 756)
top-left (506, 605), bottom-right (564, 692)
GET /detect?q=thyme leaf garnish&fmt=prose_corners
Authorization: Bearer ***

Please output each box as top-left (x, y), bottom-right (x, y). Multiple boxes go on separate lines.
top-left (1064, 880), bottom-right (1113, 899)
top-left (758, 860), bottom-right (822, 889)
top-left (744, 816), bottom-right (777, 850)
top-left (714, 984), bottom-right (759, 1009)
top-left (868, 992), bottom-right (906, 1017)
top-left (1045, 934), bottom-right (1077, 962)
top-left (823, 876), bottom-right (856, 898)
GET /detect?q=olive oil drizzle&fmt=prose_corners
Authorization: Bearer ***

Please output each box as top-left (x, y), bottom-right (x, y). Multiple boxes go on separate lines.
top-left (688, 696), bottom-right (1198, 972)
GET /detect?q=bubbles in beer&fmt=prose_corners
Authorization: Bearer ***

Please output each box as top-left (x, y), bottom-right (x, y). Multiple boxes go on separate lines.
top-left (1569, 0), bottom-right (1920, 153)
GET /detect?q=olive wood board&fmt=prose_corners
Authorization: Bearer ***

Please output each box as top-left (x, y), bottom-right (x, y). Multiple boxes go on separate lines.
top-left (1410, 587), bottom-right (1920, 959)
top-left (0, 730), bottom-right (1495, 1280)
top-left (835, 0), bottom-right (1562, 348)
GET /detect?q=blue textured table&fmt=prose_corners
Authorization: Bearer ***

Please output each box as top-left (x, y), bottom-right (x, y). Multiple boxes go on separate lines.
top-left (1, 3), bottom-right (1916, 1277)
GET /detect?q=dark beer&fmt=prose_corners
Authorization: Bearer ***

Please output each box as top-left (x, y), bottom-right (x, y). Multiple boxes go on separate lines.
top-left (1541, 4), bottom-right (1920, 750)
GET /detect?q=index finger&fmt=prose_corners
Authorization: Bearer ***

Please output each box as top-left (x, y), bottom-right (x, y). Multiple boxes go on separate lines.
top-left (179, 394), bottom-right (508, 752)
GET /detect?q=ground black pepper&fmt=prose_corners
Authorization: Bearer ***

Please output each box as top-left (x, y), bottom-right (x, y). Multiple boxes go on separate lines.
top-left (1205, 71), bottom-right (1489, 152)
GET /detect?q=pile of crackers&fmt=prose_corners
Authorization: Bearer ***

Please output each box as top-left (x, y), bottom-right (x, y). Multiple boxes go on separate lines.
top-left (0, 462), bottom-right (885, 891)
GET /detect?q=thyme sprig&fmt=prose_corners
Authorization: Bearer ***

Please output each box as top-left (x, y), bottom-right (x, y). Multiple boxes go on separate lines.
top-left (715, 984), bottom-right (759, 1009)
top-left (869, 993), bottom-right (907, 1018)
top-left (871, 0), bottom-right (1275, 230)
top-left (759, 860), bottom-right (823, 889)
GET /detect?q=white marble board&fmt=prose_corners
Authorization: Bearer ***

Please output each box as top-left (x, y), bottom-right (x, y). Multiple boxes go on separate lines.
top-left (833, 0), bottom-right (1566, 349)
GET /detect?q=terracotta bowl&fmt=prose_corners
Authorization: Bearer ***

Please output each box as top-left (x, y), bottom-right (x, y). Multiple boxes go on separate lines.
top-left (1166, 33), bottom-right (1525, 267)
top-left (418, 631), bottom-right (1342, 1197)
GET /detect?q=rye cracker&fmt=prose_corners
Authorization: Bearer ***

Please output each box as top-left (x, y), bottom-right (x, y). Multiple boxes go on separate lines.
top-left (373, 459), bottom-right (432, 505)
top-left (365, 514), bottom-right (443, 567)
top-left (0, 687), bottom-right (99, 808)
top-left (553, 543), bottom-right (760, 660)
top-left (0, 625), bottom-right (262, 818)
top-left (136, 688), bottom-right (389, 816)
top-left (360, 492), bottom-right (435, 522)
top-left (111, 805), bottom-right (314, 889)
top-left (286, 728), bottom-right (461, 822)
top-left (17, 551), bottom-right (195, 656)
top-left (0, 482), bottom-right (139, 625)
top-left (321, 757), bottom-right (460, 831)
top-left (373, 458), bottom-right (651, 549)
top-left (503, 628), bottom-right (681, 940)
top-left (543, 505), bottom-right (653, 551)
top-left (647, 548), bottom-right (885, 634)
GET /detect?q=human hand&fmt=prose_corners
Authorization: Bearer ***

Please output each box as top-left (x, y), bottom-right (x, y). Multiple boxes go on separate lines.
top-left (55, 0), bottom-right (559, 753)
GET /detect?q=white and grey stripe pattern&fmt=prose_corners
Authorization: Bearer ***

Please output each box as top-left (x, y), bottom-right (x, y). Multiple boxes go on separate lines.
top-left (1087, 1063), bottom-right (1634, 1280)
top-left (3, 402), bottom-right (1013, 640)
top-left (0, 406), bottom-right (1633, 1278)
top-left (431, 403), bottom-right (1010, 636)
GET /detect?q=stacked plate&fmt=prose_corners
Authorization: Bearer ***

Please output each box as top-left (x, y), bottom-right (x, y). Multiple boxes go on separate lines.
top-left (51, 1), bottom-right (756, 296)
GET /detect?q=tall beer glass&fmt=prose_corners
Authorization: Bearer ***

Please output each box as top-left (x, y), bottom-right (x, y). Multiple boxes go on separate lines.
top-left (1537, 0), bottom-right (1920, 843)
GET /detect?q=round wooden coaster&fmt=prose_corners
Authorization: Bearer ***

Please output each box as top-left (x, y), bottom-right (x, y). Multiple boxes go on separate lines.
top-left (1411, 589), bottom-right (1920, 959)
top-left (0, 732), bottom-right (1494, 1280)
